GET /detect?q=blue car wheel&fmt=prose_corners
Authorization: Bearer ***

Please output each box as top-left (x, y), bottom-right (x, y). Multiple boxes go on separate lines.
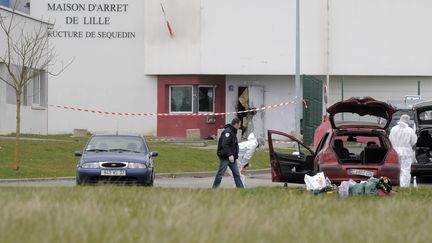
top-left (76, 175), bottom-right (83, 186)
top-left (145, 171), bottom-right (154, 187)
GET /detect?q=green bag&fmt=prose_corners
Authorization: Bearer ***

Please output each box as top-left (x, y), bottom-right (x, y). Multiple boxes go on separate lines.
top-left (349, 182), bottom-right (365, 196)
top-left (364, 177), bottom-right (379, 196)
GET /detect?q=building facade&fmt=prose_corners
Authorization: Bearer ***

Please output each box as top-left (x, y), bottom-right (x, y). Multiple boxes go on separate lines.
top-left (0, 4), bottom-right (49, 134)
top-left (2, 0), bottom-right (432, 142)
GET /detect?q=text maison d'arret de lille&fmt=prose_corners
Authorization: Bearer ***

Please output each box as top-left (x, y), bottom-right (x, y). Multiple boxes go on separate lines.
top-left (47, 3), bottom-right (136, 39)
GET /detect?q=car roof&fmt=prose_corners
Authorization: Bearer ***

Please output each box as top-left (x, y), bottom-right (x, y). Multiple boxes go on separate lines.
top-left (387, 99), bottom-right (423, 110)
top-left (90, 134), bottom-right (144, 138)
top-left (91, 132), bottom-right (141, 136)
top-left (413, 101), bottom-right (432, 109)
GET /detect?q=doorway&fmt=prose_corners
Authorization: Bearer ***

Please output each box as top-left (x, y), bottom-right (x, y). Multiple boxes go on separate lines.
top-left (237, 86), bottom-right (265, 140)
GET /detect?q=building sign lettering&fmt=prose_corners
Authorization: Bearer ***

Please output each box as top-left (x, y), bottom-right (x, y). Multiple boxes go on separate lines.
top-left (47, 2), bottom-right (135, 39)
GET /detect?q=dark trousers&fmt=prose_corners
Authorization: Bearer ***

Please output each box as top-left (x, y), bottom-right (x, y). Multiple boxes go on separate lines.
top-left (212, 158), bottom-right (244, 188)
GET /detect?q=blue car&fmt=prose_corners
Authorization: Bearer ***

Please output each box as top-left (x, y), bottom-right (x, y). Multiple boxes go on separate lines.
top-left (75, 134), bottom-right (158, 186)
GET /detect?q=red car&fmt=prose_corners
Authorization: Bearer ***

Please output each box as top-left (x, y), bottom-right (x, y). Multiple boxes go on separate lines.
top-left (268, 97), bottom-right (400, 185)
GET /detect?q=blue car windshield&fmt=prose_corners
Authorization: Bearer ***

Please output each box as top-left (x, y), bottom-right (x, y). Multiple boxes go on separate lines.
top-left (85, 136), bottom-right (148, 153)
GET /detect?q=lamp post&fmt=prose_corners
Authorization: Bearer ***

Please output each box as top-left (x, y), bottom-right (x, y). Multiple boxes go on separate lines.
top-left (294, 0), bottom-right (301, 139)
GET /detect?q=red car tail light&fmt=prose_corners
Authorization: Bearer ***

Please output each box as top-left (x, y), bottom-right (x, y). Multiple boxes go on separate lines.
top-left (322, 149), bottom-right (338, 163)
top-left (384, 148), bottom-right (399, 165)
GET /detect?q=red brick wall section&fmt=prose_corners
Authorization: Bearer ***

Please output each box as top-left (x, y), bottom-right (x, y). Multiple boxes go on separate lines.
top-left (157, 75), bottom-right (226, 138)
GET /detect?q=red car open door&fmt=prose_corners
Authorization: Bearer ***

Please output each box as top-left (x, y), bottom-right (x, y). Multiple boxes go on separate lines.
top-left (268, 130), bottom-right (315, 183)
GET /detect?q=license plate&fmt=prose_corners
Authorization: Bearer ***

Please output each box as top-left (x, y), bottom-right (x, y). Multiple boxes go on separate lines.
top-left (348, 169), bottom-right (374, 177)
top-left (101, 170), bottom-right (126, 176)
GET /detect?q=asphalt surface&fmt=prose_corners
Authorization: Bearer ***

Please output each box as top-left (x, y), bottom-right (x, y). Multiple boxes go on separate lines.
top-left (0, 170), bottom-right (295, 188)
top-left (1, 169), bottom-right (430, 188)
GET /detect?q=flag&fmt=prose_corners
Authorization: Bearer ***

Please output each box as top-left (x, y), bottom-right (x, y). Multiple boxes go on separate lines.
top-left (160, 3), bottom-right (174, 37)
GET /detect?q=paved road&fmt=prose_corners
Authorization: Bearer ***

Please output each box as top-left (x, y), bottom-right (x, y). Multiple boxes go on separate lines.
top-left (0, 173), bottom-right (294, 188)
top-left (1, 172), bottom-right (429, 188)
top-left (155, 173), bottom-right (287, 188)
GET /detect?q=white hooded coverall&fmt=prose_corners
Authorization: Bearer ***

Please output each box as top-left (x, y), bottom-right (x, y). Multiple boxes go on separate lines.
top-left (389, 121), bottom-right (417, 187)
top-left (229, 133), bottom-right (260, 187)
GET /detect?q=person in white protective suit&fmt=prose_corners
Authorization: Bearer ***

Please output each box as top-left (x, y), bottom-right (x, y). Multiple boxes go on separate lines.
top-left (389, 114), bottom-right (417, 187)
top-left (228, 133), bottom-right (265, 187)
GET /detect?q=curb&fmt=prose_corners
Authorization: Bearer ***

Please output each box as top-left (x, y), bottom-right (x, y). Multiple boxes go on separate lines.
top-left (0, 168), bottom-right (271, 182)
top-left (0, 136), bottom-right (70, 142)
top-left (157, 168), bottom-right (270, 178)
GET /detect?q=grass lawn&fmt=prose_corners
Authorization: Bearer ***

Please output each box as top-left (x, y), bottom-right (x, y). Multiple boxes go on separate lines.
top-left (0, 137), bottom-right (85, 178)
top-left (0, 186), bottom-right (431, 243)
top-left (0, 135), bottom-right (270, 178)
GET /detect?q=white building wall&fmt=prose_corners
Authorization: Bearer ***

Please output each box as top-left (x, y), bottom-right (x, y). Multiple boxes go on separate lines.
top-left (9, 0), bottom-right (30, 14)
top-left (4, 104), bottom-right (47, 134)
top-left (200, 0), bottom-right (326, 75)
top-left (145, 0), bottom-right (432, 76)
top-left (329, 0), bottom-right (432, 76)
top-left (0, 7), bottom-right (49, 135)
top-left (145, 0), bottom-right (326, 75)
top-left (328, 76), bottom-right (432, 105)
top-left (21, 0), bottom-right (432, 135)
top-left (144, 0), bottom-right (202, 74)
top-left (32, 1), bottom-right (158, 135)
top-left (0, 67), bottom-right (5, 133)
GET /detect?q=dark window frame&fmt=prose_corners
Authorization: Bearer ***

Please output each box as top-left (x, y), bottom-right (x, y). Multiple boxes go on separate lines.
top-left (169, 84), bottom-right (216, 114)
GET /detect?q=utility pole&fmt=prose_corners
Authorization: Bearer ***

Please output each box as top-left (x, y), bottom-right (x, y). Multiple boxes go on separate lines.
top-left (295, 0), bottom-right (301, 139)
top-left (325, 0), bottom-right (330, 109)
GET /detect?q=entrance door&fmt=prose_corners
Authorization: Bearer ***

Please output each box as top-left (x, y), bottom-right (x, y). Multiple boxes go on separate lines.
top-left (248, 86), bottom-right (265, 139)
top-left (303, 76), bottom-right (323, 146)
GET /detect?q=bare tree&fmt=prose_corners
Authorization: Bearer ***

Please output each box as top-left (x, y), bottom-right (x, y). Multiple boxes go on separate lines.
top-left (0, 3), bottom-right (70, 171)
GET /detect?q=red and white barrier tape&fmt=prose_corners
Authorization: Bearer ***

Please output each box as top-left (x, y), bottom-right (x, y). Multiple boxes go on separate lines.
top-left (49, 99), bottom-right (307, 117)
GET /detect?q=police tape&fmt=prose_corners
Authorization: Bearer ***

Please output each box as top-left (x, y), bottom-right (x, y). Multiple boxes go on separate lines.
top-left (49, 99), bottom-right (307, 117)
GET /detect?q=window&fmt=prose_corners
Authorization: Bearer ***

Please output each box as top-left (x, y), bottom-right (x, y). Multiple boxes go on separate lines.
top-left (6, 83), bottom-right (29, 106)
top-left (6, 85), bottom-right (15, 105)
top-left (169, 85), bottom-right (216, 113)
top-left (86, 136), bottom-right (148, 154)
top-left (32, 73), bottom-right (41, 105)
top-left (419, 110), bottom-right (432, 121)
top-left (316, 133), bottom-right (329, 154)
top-left (170, 86), bottom-right (193, 113)
top-left (198, 86), bottom-right (215, 112)
top-left (4, 67), bottom-right (46, 108)
top-left (29, 70), bottom-right (46, 108)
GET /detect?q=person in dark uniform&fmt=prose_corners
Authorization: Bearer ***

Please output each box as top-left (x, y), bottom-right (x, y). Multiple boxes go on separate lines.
top-left (212, 118), bottom-right (244, 188)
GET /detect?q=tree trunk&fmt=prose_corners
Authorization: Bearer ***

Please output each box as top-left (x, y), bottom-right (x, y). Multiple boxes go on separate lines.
top-left (13, 95), bottom-right (21, 171)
